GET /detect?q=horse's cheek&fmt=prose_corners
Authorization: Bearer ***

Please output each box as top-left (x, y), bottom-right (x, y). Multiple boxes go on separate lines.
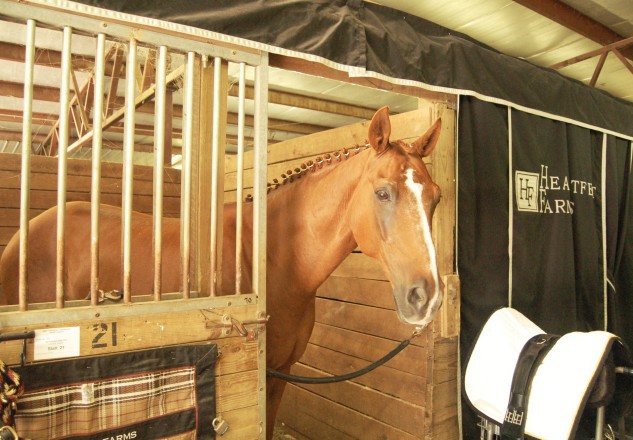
top-left (376, 204), bottom-right (396, 243)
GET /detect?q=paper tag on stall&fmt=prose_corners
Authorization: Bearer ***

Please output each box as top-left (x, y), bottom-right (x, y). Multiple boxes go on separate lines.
top-left (34, 327), bottom-right (80, 360)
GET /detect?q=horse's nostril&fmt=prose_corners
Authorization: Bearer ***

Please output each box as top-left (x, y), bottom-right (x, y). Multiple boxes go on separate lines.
top-left (408, 286), bottom-right (427, 306)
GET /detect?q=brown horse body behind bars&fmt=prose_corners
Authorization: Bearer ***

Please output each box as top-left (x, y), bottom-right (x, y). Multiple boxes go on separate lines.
top-left (0, 107), bottom-right (444, 438)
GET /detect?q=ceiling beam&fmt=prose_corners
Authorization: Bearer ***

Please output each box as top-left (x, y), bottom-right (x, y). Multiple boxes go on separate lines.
top-left (514, 0), bottom-right (633, 60)
top-left (549, 35), bottom-right (633, 69)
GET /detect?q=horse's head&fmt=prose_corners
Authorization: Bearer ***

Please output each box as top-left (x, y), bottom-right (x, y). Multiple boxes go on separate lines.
top-left (350, 106), bottom-right (443, 327)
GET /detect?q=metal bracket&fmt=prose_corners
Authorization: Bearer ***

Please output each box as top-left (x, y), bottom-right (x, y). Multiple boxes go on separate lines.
top-left (0, 331), bottom-right (35, 366)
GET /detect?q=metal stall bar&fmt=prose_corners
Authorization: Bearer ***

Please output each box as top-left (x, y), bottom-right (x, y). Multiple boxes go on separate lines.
top-left (153, 45), bottom-right (168, 301)
top-left (235, 62), bottom-right (246, 294)
top-left (181, 52), bottom-right (195, 299)
top-left (90, 33), bottom-right (106, 306)
top-left (122, 38), bottom-right (137, 303)
top-left (18, 19), bottom-right (36, 312)
top-left (55, 26), bottom-right (72, 309)
top-left (209, 56), bottom-right (223, 297)
top-left (252, 52), bottom-right (269, 440)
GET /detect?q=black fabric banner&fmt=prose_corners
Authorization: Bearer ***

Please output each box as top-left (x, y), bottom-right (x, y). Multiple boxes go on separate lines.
top-left (511, 110), bottom-right (605, 334)
top-left (459, 95), bottom-right (633, 438)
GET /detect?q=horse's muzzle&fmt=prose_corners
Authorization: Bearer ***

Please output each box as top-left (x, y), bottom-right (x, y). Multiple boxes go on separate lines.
top-left (395, 281), bottom-right (442, 325)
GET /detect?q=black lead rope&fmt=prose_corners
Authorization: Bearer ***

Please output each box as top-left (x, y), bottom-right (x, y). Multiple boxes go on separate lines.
top-left (266, 328), bottom-right (422, 384)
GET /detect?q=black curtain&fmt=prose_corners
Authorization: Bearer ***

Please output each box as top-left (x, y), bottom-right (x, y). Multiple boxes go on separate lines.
top-left (458, 95), bottom-right (633, 438)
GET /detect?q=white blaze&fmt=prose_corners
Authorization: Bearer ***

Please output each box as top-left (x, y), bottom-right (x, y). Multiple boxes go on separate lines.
top-left (404, 168), bottom-right (441, 324)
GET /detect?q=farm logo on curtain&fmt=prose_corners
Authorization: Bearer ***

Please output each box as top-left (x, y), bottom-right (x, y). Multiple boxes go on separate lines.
top-left (515, 165), bottom-right (597, 215)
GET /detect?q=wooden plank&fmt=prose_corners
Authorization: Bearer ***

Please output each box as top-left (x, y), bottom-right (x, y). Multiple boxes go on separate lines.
top-left (429, 103), bottom-right (459, 340)
top-left (297, 343), bottom-right (426, 406)
top-left (430, 103), bottom-right (456, 278)
top-left (225, 109), bottom-right (433, 172)
top-left (429, 414), bottom-right (460, 440)
top-left (431, 336), bottom-right (458, 385)
top-left (220, 405), bottom-right (261, 440)
top-left (315, 297), bottom-right (426, 346)
top-left (316, 276), bottom-right (394, 310)
top-left (308, 322), bottom-right (426, 375)
top-left (193, 58), bottom-right (212, 295)
top-left (440, 274), bottom-right (460, 338)
top-left (0, 169), bottom-right (182, 198)
top-left (430, 379), bottom-right (459, 430)
top-left (0, 305), bottom-right (259, 364)
top-left (0, 153), bottom-right (181, 183)
top-left (272, 422), bottom-right (311, 440)
top-left (278, 392), bottom-right (355, 440)
top-left (212, 59), bottom-right (229, 295)
top-left (286, 363), bottom-right (425, 436)
top-left (278, 386), bottom-right (420, 440)
top-left (216, 369), bottom-right (259, 412)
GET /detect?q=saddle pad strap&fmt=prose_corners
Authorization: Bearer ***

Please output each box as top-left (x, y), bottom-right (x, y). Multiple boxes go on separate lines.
top-left (501, 333), bottom-right (560, 440)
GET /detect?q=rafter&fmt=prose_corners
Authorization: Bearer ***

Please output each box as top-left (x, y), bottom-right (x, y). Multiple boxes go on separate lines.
top-left (548, 35), bottom-right (633, 88)
top-left (549, 35), bottom-right (633, 70)
top-left (590, 52), bottom-right (608, 87)
top-left (514, 0), bottom-right (633, 61)
top-left (105, 44), bottom-right (125, 116)
top-left (67, 64), bottom-right (185, 154)
top-left (612, 48), bottom-right (633, 75)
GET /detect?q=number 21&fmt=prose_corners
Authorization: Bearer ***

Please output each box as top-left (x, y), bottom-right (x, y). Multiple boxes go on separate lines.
top-left (91, 322), bottom-right (117, 349)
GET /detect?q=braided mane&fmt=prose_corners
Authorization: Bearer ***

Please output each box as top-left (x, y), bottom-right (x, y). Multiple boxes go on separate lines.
top-left (245, 142), bottom-right (370, 202)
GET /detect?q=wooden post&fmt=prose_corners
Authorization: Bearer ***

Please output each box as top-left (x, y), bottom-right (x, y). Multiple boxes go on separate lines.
top-left (428, 99), bottom-right (460, 440)
top-left (210, 58), bottom-right (229, 295)
top-left (187, 55), bottom-right (208, 296)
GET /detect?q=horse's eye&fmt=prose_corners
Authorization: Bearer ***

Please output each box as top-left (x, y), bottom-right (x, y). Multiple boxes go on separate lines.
top-left (375, 188), bottom-right (391, 202)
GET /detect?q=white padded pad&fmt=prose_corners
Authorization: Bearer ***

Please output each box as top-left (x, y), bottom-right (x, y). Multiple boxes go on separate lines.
top-left (465, 307), bottom-right (614, 440)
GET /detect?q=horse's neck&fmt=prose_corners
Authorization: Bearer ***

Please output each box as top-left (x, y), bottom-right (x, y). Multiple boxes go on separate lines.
top-left (266, 150), bottom-right (368, 295)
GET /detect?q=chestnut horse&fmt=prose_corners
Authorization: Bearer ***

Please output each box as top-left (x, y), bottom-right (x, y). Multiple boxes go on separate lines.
top-left (0, 107), bottom-right (443, 438)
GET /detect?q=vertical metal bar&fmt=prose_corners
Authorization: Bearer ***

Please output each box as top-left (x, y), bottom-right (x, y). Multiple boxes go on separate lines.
top-left (595, 406), bottom-right (605, 440)
top-left (181, 52), bottom-right (195, 299)
top-left (209, 56), bottom-right (222, 296)
top-left (90, 33), bottom-right (106, 306)
top-left (122, 38), bottom-right (137, 303)
top-left (18, 19), bottom-right (36, 312)
top-left (235, 62), bottom-right (246, 294)
top-left (153, 45), bottom-right (167, 301)
top-left (507, 106), bottom-right (513, 308)
top-left (56, 26), bottom-right (72, 309)
top-left (601, 133), bottom-right (608, 330)
top-left (253, 52), bottom-right (269, 440)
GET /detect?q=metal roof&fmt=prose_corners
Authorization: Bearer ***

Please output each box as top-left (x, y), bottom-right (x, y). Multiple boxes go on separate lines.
top-left (371, 0), bottom-right (633, 102)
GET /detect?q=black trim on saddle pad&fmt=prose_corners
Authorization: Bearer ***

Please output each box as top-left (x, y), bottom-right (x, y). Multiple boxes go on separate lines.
top-left (14, 345), bottom-right (218, 440)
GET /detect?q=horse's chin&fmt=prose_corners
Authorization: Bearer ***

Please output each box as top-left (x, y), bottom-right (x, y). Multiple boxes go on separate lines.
top-left (394, 307), bottom-right (433, 326)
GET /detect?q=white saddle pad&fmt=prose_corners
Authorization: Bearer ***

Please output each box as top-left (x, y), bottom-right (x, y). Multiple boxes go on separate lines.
top-left (464, 307), bottom-right (616, 440)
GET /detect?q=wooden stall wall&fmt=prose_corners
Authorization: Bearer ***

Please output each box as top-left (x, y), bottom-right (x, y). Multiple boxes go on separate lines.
top-left (0, 153), bottom-right (181, 259)
top-left (225, 102), bottom-right (459, 439)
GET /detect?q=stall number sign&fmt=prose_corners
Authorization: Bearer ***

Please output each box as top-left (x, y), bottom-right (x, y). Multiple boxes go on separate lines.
top-left (34, 327), bottom-right (80, 360)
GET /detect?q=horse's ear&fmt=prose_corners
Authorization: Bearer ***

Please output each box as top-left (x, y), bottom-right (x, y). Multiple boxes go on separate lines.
top-left (410, 118), bottom-right (442, 158)
top-left (368, 106), bottom-right (391, 154)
